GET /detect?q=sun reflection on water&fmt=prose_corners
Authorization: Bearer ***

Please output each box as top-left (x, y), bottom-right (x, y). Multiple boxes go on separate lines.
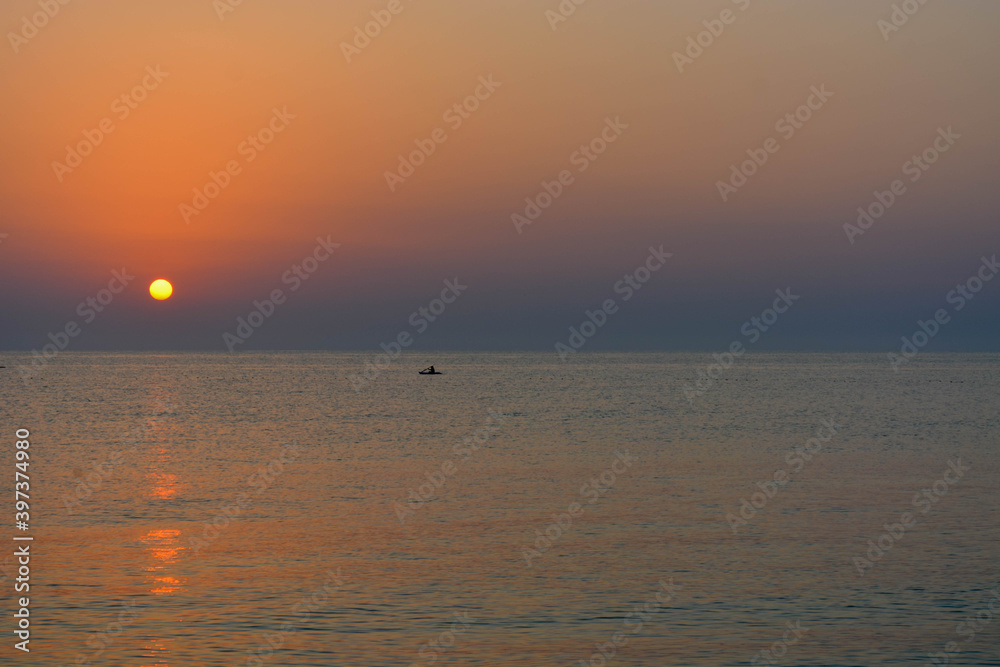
top-left (139, 528), bottom-right (185, 595)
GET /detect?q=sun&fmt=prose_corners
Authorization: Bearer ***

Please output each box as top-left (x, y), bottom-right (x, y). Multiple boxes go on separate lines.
top-left (149, 279), bottom-right (173, 301)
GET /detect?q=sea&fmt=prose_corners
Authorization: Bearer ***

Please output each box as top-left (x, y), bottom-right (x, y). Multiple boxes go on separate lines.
top-left (1, 352), bottom-right (998, 666)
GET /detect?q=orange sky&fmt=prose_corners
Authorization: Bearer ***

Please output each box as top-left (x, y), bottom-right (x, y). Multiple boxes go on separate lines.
top-left (1, 0), bottom-right (999, 349)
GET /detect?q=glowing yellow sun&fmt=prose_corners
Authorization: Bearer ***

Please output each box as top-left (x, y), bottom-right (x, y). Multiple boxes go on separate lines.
top-left (149, 279), bottom-right (173, 301)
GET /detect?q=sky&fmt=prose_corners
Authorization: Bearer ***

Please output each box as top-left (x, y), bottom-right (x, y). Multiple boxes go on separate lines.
top-left (1, 0), bottom-right (998, 352)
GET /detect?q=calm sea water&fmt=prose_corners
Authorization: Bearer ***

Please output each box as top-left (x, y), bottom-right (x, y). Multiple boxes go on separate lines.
top-left (2, 352), bottom-right (998, 666)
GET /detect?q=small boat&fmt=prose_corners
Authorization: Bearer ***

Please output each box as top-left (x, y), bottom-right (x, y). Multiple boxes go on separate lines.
top-left (419, 366), bottom-right (442, 375)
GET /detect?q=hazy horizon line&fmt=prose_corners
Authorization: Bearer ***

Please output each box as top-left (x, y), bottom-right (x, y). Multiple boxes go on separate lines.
top-left (3, 349), bottom-right (998, 355)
